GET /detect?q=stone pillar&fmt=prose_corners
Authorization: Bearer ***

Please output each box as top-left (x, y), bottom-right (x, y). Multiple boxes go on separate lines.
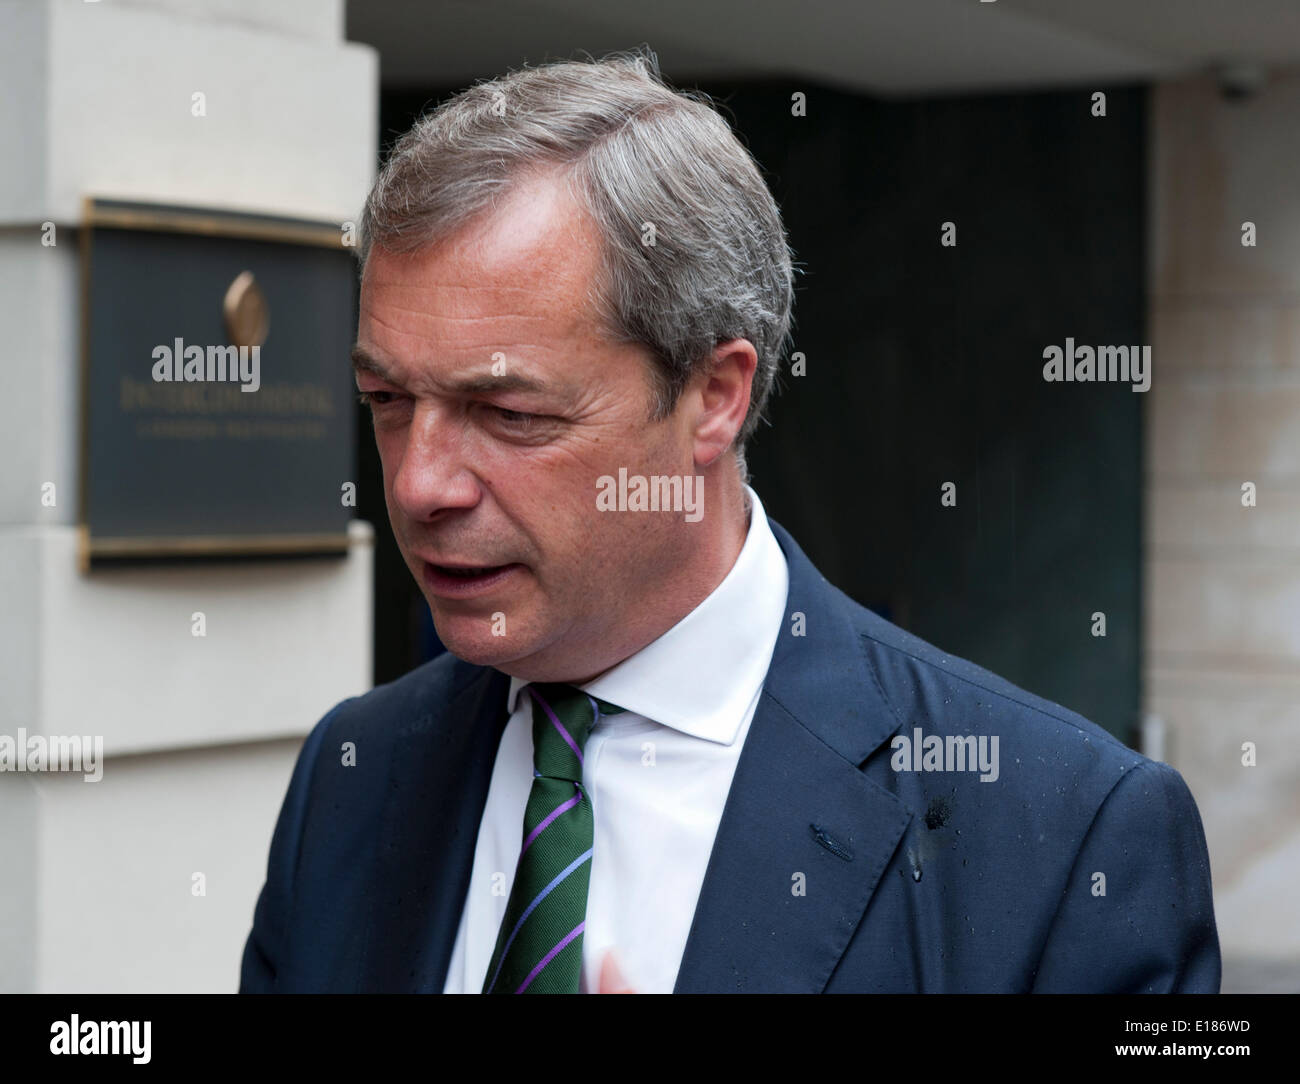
top-left (1148, 71), bottom-right (1300, 992)
top-left (0, 0), bottom-right (377, 991)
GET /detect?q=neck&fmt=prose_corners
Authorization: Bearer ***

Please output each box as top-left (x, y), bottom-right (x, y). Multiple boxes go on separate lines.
top-left (524, 459), bottom-right (751, 686)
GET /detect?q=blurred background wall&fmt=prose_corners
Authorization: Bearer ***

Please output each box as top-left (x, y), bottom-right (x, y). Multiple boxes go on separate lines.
top-left (1145, 73), bottom-right (1300, 991)
top-left (1, 0), bottom-right (1297, 993)
top-left (0, 0), bottom-right (376, 992)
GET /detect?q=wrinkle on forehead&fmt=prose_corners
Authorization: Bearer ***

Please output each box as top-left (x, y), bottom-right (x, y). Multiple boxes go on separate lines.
top-left (361, 173), bottom-right (607, 349)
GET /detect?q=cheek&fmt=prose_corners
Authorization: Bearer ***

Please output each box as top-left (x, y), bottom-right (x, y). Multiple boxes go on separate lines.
top-left (501, 446), bottom-right (605, 519)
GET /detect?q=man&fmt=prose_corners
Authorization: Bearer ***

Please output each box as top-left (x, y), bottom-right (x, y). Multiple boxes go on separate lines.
top-left (239, 48), bottom-right (1219, 994)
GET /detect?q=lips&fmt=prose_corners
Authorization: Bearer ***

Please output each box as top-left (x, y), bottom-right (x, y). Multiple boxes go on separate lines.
top-left (422, 559), bottom-right (524, 598)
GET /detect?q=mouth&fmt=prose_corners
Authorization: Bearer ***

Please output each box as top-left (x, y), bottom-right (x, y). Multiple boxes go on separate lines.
top-left (422, 560), bottom-right (524, 598)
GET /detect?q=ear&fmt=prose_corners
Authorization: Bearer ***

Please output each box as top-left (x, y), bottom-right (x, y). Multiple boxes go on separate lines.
top-left (691, 338), bottom-right (757, 469)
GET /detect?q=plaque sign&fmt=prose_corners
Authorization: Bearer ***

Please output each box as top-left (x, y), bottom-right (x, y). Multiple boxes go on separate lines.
top-left (79, 198), bottom-right (357, 564)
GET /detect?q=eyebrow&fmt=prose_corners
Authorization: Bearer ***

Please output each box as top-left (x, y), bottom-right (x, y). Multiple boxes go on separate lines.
top-left (351, 345), bottom-right (553, 396)
top-left (350, 345), bottom-right (399, 383)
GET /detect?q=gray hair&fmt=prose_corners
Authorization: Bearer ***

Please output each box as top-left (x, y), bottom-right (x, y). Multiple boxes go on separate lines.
top-left (357, 45), bottom-right (796, 485)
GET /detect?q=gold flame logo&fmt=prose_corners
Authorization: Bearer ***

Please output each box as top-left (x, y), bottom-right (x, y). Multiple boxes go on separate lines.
top-left (222, 270), bottom-right (269, 348)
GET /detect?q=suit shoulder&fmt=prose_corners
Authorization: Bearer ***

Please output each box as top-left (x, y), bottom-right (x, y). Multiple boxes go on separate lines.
top-left (317, 651), bottom-right (490, 751)
top-left (838, 588), bottom-right (1141, 771)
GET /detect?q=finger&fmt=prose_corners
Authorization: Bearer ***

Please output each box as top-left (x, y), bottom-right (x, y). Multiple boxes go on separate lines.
top-left (599, 950), bottom-right (637, 994)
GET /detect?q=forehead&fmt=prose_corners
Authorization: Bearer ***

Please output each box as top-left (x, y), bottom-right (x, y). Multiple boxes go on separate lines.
top-left (360, 173), bottom-right (604, 333)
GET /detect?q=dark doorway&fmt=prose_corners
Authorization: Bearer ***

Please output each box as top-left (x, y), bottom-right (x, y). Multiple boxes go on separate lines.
top-left (362, 80), bottom-right (1144, 744)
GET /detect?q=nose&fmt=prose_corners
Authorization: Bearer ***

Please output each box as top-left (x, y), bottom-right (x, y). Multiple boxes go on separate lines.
top-left (389, 401), bottom-right (481, 522)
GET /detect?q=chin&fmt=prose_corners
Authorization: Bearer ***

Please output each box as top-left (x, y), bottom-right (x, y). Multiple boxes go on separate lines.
top-left (431, 619), bottom-right (532, 669)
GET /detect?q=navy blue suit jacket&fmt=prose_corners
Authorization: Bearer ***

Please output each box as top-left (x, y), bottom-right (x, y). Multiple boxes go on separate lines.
top-left (240, 520), bottom-right (1220, 993)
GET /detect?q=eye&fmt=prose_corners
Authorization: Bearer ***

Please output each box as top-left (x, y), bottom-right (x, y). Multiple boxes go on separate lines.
top-left (491, 406), bottom-right (541, 429)
top-left (358, 390), bottom-right (400, 407)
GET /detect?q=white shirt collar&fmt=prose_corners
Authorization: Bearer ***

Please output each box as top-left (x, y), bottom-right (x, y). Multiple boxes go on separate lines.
top-left (505, 485), bottom-right (789, 746)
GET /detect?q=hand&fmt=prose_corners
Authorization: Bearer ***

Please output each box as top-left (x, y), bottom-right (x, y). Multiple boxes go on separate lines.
top-left (598, 950), bottom-right (638, 994)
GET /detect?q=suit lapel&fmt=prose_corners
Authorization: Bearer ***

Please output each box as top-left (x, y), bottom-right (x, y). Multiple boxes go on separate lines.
top-left (358, 664), bottom-right (510, 992)
top-left (673, 521), bottom-right (911, 992)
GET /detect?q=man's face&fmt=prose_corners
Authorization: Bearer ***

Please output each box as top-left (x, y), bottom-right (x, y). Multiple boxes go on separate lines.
top-left (354, 174), bottom-right (706, 682)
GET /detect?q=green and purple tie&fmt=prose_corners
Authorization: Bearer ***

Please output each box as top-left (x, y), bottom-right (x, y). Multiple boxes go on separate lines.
top-left (482, 683), bottom-right (624, 994)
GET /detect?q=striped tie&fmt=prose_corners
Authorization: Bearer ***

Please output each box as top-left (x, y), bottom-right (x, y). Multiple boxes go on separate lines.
top-left (481, 683), bottom-right (624, 994)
